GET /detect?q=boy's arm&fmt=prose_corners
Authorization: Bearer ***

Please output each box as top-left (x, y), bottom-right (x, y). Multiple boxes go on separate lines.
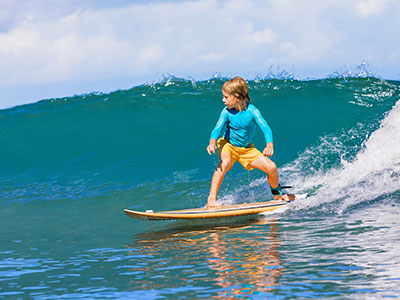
top-left (207, 109), bottom-right (228, 155)
top-left (252, 107), bottom-right (274, 156)
top-left (252, 107), bottom-right (273, 143)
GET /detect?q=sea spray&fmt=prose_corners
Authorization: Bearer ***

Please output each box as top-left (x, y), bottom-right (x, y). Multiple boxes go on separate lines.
top-left (278, 99), bottom-right (400, 215)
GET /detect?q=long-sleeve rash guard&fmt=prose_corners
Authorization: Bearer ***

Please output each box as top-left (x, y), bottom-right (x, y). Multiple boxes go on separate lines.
top-left (210, 103), bottom-right (273, 148)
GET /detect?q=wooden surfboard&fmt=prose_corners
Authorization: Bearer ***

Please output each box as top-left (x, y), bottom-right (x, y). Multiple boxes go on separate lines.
top-left (124, 199), bottom-right (293, 220)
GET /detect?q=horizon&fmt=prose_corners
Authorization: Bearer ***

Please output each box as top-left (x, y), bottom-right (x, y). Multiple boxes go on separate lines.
top-left (1, 0), bottom-right (400, 109)
top-left (1, 65), bottom-right (398, 111)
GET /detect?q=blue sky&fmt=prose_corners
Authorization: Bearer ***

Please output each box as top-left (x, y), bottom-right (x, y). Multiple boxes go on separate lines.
top-left (1, 0), bottom-right (399, 109)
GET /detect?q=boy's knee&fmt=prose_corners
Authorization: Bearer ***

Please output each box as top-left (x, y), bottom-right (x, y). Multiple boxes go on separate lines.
top-left (220, 159), bottom-right (232, 172)
top-left (266, 161), bottom-right (277, 173)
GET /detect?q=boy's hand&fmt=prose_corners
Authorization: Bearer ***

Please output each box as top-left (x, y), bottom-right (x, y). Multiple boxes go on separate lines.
top-left (207, 139), bottom-right (217, 155)
top-left (263, 143), bottom-right (274, 156)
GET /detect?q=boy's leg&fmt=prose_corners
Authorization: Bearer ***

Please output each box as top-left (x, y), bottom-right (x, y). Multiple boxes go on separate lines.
top-left (207, 152), bottom-right (232, 208)
top-left (249, 156), bottom-right (279, 188)
top-left (249, 156), bottom-right (295, 201)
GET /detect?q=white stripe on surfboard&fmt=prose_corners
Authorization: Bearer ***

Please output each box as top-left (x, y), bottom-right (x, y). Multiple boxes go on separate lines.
top-left (161, 201), bottom-right (288, 215)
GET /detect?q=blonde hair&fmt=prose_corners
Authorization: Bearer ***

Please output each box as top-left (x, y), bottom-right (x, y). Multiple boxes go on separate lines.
top-left (222, 76), bottom-right (251, 102)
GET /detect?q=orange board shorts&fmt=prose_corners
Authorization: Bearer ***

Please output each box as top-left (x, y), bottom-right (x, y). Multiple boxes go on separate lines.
top-left (217, 137), bottom-right (263, 171)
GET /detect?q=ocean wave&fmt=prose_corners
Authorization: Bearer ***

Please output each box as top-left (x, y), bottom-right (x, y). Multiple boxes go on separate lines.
top-left (281, 99), bottom-right (400, 216)
top-left (1, 75), bottom-right (399, 210)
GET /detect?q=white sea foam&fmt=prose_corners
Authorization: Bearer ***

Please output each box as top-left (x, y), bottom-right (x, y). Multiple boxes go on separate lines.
top-left (284, 99), bottom-right (400, 214)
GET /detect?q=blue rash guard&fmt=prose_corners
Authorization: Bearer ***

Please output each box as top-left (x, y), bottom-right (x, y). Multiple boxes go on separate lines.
top-left (210, 103), bottom-right (273, 148)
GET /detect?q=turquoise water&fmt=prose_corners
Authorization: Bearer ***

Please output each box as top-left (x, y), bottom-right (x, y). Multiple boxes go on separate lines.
top-left (1, 77), bottom-right (400, 298)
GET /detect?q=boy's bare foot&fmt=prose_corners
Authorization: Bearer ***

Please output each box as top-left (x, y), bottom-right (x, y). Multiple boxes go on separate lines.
top-left (273, 193), bottom-right (296, 201)
top-left (207, 197), bottom-right (222, 208)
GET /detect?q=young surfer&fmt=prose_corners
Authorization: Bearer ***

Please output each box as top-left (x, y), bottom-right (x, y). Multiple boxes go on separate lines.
top-left (206, 76), bottom-right (295, 208)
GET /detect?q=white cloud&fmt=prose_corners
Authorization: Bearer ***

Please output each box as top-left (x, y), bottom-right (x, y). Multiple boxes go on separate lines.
top-left (198, 52), bottom-right (226, 63)
top-left (137, 45), bottom-right (164, 68)
top-left (354, 0), bottom-right (393, 18)
top-left (245, 28), bottom-right (277, 46)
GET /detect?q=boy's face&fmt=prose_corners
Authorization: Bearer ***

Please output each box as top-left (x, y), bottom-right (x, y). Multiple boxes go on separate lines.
top-left (222, 90), bottom-right (240, 110)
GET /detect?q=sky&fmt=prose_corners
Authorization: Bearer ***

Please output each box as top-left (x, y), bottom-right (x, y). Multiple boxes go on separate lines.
top-left (1, 0), bottom-right (400, 109)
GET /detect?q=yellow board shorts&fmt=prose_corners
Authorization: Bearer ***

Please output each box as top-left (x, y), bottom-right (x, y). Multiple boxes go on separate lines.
top-left (217, 137), bottom-right (263, 171)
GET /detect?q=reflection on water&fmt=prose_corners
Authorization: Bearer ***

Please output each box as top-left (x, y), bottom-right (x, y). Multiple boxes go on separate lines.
top-left (127, 217), bottom-right (283, 298)
top-left (206, 223), bottom-right (282, 297)
top-left (124, 202), bottom-right (400, 298)
top-left (2, 202), bottom-right (400, 299)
